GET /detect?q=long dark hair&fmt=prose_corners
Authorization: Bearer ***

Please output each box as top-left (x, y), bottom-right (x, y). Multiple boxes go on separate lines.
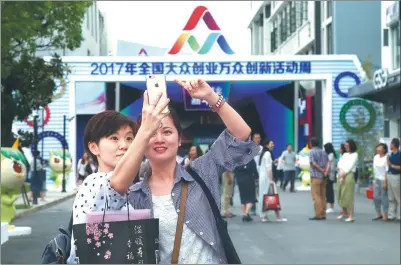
top-left (324, 142), bottom-right (337, 159)
top-left (259, 139), bottom-right (273, 166)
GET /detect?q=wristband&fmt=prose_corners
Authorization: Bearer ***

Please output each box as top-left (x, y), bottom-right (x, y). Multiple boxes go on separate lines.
top-left (209, 94), bottom-right (225, 112)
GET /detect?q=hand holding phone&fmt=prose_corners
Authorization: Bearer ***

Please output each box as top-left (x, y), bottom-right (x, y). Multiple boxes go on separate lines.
top-left (146, 75), bottom-right (169, 114)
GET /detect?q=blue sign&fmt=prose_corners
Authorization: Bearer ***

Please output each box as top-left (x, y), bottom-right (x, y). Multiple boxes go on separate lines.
top-left (184, 82), bottom-right (230, 111)
top-left (89, 61), bottom-right (312, 76)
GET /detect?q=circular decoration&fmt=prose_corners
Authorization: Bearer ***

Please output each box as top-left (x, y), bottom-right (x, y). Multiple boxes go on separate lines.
top-left (24, 106), bottom-right (51, 127)
top-left (52, 77), bottom-right (67, 100)
top-left (339, 99), bottom-right (376, 134)
top-left (30, 131), bottom-right (69, 163)
top-left (334, 71), bottom-right (361, 98)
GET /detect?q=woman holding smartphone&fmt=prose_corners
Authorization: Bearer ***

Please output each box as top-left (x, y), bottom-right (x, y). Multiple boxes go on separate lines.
top-left (73, 78), bottom-right (259, 264)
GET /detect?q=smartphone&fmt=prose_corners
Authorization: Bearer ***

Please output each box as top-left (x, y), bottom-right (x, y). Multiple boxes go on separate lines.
top-left (145, 74), bottom-right (169, 113)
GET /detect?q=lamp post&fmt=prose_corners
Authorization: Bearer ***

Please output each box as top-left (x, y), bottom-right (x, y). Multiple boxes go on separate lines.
top-left (32, 112), bottom-right (39, 205)
top-left (62, 114), bottom-right (75, 193)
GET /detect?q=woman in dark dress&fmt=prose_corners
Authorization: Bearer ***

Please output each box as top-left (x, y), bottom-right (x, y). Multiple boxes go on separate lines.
top-left (234, 158), bottom-right (259, 222)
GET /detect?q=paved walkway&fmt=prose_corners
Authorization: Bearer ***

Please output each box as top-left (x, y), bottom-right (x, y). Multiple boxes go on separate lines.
top-left (226, 181), bottom-right (400, 264)
top-left (2, 181), bottom-right (399, 264)
top-left (14, 189), bottom-right (77, 219)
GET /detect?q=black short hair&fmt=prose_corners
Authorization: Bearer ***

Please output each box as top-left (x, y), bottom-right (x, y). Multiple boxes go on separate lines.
top-left (391, 138), bottom-right (400, 149)
top-left (286, 143), bottom-right (292, 147)
top-left (84, 111), bottom-right (138, 161)
top-left (324, 142), bottom-right (337, 159)
top-left (346, 139), bottom-right (357, 153)
top-left (376, 143), bottom-right (388, 154)
top-left (310, 137), bottom-right (319, 147)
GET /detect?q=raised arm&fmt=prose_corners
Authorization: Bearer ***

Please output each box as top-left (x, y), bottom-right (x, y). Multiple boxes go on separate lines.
top-left (111, 91), bottom-right (170, 194)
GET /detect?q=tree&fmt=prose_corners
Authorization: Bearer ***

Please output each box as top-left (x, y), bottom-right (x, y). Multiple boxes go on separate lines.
top-left (1, 1), bottom-right (92, 146)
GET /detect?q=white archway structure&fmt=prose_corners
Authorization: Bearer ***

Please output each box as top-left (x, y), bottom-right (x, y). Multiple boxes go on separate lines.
top-left (44, 54), bottom-right (367, 180)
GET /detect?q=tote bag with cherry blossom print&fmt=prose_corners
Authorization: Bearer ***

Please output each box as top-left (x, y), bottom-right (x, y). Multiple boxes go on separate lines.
top-left (72, 198), bottom-right (159, 264)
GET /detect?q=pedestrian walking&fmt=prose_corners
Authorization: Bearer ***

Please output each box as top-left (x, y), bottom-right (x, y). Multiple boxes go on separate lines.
top-left (336, 139), bottom-right (359, 222)
top-left (324, 142), bottom-right (337, 214)
top-left (308, 138), bottom-right (330, 221)
top-left (372, 143), bottom-right (389, 221)
top-left (258, 140), bottom-right (287, 222)
top-left (387, 138), bottom-right (400, 222)
top-left (234, 159), bottom-right (258, 222)
top-left (280, 144), bottom-right (297, 192)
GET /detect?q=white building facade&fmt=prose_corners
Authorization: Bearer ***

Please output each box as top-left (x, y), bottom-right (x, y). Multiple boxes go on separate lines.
top-left (381, 1), bottom-right (400, 138)
top-left (248, 1), bottom-right (384, 157)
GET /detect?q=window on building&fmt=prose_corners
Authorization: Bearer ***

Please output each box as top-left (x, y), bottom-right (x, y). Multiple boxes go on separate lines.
top-left (390, 23), bottom-right (400, 70)
top-left (270, 27), bottom-right (276, 52)
top-left (280, 11), bottom-right (287, 43)
top-left (286, 4), bottom-right (291, 37)
top-left (383, 28), bottom-right (389, 47)
top-left (296, 2), bottom-right (302, 28)
top-left (274, 20), bottom-right (279, 51)
top-left (94, 3), bottom-right (97, 41)
top-left (91, 5), bottom-right (94, 38)
top-left (302, 1), bottom-right (308, 22)
top-left (384, 120), bottom-right (390, 138)
top-left (327, 1), bottom-right (332, 18)
top-left (326, 23), bottom-right (333, 54)
top-left (265, 4), bottom-right (271, 19)
top-left (290, 2), bottom-right (296, 33)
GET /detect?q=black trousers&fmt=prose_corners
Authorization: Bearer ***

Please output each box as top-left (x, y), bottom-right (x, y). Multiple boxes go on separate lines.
top-left (283, 170), bottom-right (296, 191)
top-left (326, 178), bottom-right (335, 204)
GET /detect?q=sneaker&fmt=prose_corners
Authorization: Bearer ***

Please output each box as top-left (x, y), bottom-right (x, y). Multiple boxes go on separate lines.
top-left (277, 218), bottom-right (287, 222)
top-left (345, 217), bottom-right (355, 222)
top-left (326, 208), bottom-right (334, 214)
top-left (261, 216), bottom-right (270, 222)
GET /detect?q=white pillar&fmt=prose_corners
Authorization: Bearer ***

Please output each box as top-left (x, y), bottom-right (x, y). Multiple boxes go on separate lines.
top-left (294, 81), bottom-right (299, 153)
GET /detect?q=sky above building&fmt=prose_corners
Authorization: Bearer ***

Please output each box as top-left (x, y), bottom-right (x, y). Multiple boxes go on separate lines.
top-left (97, 1), bottom-right (252, 56)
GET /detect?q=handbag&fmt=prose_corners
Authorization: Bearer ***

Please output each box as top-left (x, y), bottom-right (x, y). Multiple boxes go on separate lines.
top-left (263, 183), bottom-right (281, 211)
top-left (72, 197), bottom-right (159, 264)
top-left (366, 184), bottom-right (374, 200)
top-left (186, 166), bottom-right (241, 264)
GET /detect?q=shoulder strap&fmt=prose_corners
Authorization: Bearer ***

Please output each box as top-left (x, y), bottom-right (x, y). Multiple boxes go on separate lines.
top-left (68, 212), bottom-right (73, 234)
top-left (186, 166), bottom-right (221, 222)
top-left (171, 182), bottom-right (188, 264)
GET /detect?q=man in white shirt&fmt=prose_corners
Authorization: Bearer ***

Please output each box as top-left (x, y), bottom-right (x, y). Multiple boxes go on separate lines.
top-left (252, 133), bottom-right (263, 173)
top-left (251, 133), bottom-right (263, 215)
